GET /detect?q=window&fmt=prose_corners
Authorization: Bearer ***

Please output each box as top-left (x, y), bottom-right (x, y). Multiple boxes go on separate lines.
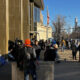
top-left (34, 6), bottom-right (40, 23)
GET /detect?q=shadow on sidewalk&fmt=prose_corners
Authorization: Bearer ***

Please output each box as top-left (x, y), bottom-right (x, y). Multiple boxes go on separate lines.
top-left (0, 63), bottom-right (11, 80)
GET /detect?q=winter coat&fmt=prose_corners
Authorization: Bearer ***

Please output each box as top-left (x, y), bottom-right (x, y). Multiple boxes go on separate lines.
top-left (71, 44), bottom-right (77, 53)
top-left (23, 47), bottom-right (36, 71)
top-left (78, 45), bottom-right (80, 51)
top-left (44, 46), bottom-right (56, 61)
top-left (33, 44), bottom-right (41, 59)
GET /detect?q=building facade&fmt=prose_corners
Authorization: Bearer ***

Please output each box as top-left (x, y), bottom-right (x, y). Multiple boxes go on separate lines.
top-left (36, 23), bottom-right (52, 41)
top-left (33, 11), bottom-right (52, 41)
top-left (0, 0), bottom-right (44, 54)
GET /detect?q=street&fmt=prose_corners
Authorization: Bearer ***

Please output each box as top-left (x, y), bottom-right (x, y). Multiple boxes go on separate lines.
top-left (55, 49), bottom-right (80, 80)
top-left (55, 61), bottom-right (80, 80)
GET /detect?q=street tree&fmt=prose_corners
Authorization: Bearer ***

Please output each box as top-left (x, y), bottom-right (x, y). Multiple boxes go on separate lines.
top-left (52, 15), bottom-right (66, 41)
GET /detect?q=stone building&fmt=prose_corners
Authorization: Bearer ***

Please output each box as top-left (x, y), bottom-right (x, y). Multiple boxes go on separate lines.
top-left (33, 12), bottom-right (52, 41)
top-left (0, 0), bottom-right (44, 54)
top-left (36, 23), bottom-right (52, 41)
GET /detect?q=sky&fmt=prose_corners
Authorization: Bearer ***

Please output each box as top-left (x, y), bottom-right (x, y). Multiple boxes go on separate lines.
top-left (42, 0), bottom-right (80, 30)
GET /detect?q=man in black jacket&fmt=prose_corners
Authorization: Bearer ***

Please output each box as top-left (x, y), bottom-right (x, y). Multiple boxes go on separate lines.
top-left (71, 40), bottom-right (77, 60)
top-left (78, 44), bottom-right (80, 62)
top-left (33, 40), bottom-right (41, 60)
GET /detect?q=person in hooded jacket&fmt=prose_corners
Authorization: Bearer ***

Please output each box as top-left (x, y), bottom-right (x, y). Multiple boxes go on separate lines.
top-left (44, 46), bottom-right (56, 61)
top-left (33, 40), bottom-right (41, 60)
top-left (23, 39), bottom-right (37, 80)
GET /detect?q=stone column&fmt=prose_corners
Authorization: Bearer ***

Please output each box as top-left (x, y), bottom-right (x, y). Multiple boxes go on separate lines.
top-left (23, 0), bottom-right (30, 41)
top-left (30, 2), bottom-right (34, 31)
top-left (0, 0), bottom-right (7, 54)
top-left (9, 0), bottom-right (22, 41)
top-left (30, 2), bottom-right (34, 39)
top-left (9, 0), bottom-right (15, 41)
top-left (6, 0), bottom-right (9, 54)
top-left (21, 0), bottom-right (23, 40)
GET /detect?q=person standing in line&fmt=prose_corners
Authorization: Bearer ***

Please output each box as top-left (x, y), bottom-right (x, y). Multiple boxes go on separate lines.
top-left (71, 40), bottom-right (77, 60)
top-left (44, 46), bottom-right (56, 61)
top-left (61, 39), bottom-right (66, 52)
top-left (53, 44), bottom-right (60, 63)
top-left (23, 39), bottom-right (37, 80)
top-left (33, 40), bottom-right (41, 60)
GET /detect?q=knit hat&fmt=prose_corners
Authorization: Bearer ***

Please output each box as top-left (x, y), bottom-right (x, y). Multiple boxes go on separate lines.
top-left (25, 39), bottom-right (32, 47)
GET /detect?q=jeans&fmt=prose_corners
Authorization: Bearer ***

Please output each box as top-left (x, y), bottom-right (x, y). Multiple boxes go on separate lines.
top-left (55, 50), bottom-right (59, 60)
top-left (61, 45), bottom-right (65, 52)
top-left (24, 69), bottom-right (37, 80)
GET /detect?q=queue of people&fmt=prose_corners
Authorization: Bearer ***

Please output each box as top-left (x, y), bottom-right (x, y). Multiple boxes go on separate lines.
top-left (0, 38), bottom-right (80, 80)
top-left (0, 38), bottom-right (60, 80)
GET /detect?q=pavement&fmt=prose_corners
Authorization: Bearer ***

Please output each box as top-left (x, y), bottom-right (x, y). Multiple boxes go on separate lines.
top-left (0, 63), bottom-right (11, 80)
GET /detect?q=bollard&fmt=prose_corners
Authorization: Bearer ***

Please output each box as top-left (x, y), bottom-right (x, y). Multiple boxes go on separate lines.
top-left (36, 61), bottom-right (54, 80)
top-left (12, 62), bottom-right (24, 80)
top-left (12, 61), bottom-right (54, 80)
top-left (12, 62), bottom-right (17, 80)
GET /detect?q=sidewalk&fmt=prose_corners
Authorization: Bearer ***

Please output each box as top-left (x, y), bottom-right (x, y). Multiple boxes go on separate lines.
top-left (0, 63), bottom-right (11, 80)
top-left (58, 49), bottom-right (79, 61)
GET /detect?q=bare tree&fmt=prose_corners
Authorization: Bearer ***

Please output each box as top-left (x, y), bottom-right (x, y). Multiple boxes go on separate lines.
top-left (52, 15), bottom-right (66, 41)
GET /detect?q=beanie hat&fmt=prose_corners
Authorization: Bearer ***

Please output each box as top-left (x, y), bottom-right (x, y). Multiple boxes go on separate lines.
top-left (25, 39), bottom-right (32, 47)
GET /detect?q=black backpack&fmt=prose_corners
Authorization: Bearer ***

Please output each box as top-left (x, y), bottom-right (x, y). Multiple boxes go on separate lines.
top-left (23, 47), bottom-right (36, 70)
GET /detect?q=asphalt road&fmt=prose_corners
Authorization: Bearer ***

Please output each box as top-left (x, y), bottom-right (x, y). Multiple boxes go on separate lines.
top-left (54, 61), bottom-right (80, 80)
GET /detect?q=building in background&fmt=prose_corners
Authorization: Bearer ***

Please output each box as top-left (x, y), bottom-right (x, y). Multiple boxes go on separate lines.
top-left (29, 0), bottom-right (44, 39)
top-left (37, 23), bottom-right (52, 41)
top-left (34, 11), bottom-right (52, 41)
top-left (0, 0), bottom-right (44, 54)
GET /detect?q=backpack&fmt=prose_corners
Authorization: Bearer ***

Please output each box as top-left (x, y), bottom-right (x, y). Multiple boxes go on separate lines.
top-left (25, 47), bottom-right (31, 60)
top-left (23, 47), bottom-right (36, 70)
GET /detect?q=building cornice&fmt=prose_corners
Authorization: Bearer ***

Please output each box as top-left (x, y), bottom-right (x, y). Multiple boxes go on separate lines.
top-left (34, 0), bottom-right (44, 10)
